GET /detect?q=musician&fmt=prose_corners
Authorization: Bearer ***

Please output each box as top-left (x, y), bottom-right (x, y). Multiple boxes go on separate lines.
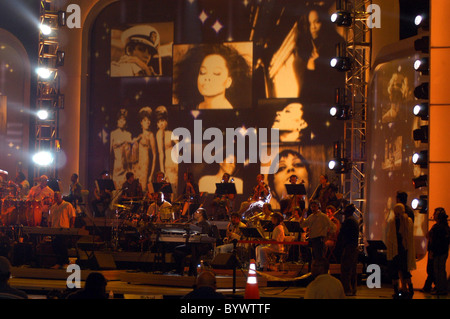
top-left (147, 192), bottom-right (172, 222)
top-left (299, 200), bottom-right (337, 261)
top-left (255, 212), bottom-right (285, 271)
top-left (310, 174), bottom-right (339, 212)
top-left (173, 208), bottom-right (216, 276)
top-left (120, 172), bottom-right (143, 201)
top-left (27, 175), bottom-right (55, 225)
top-left (14, 171), bottom-right (30, 198)
top-left (91, 170), bottom-right (112, 217)
top-left (181, 172), bottom-right (200, 219)
top-left (238, 174), bottom-right (270, 217)
top-left (279, 174), bottom-right (306, 218)
top-left (152, 171), bottom-right (171, 203)
top-left (63, 173), bottom-right (82, 207)
top-left (288, 206), bottom-right (303, 222)
top-left (48, 191), bottom-right (76, 269)
top-left (215, 212), bottom-right (246, 254)
top-left (211, 173), bottom-right (235, 220)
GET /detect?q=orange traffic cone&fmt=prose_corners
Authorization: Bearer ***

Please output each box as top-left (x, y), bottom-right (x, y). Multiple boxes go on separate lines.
top-left (244, 259), bottom-right (260, 299)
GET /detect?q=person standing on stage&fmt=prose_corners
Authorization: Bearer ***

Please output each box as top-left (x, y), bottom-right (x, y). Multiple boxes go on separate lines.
top-left (310, 174), bottom-right (339, 213)
top-left (63, 173), bottom-right (83, 207)
top-left (48, 192), bottom-right (77, 269)
top-left (300, 200), bottom-right (336, 261)
top-left (181, 172), bottom-right (200, 219)
top-left (27, 175), bottom-right (55, 226)
top-left (14, 171), bottom-right (30, 199)
top-left (91, 170), bottom-right (113, 217)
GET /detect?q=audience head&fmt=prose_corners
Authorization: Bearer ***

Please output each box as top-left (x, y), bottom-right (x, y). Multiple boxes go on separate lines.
top-left (311, 257), bottom-right (330, 278)
top-left (0, 256), bottom-right (11, 283)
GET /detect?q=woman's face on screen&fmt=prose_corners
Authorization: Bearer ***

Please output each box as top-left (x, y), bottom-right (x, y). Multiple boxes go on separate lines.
top-left (197, 54), bottom-right (232, 98)
top-left (274, 153), bottom-right (308, 198)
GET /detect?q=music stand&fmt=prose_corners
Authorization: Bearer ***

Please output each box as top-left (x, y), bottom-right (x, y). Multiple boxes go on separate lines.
top-left (215, 183), bottom-right (236, 195)
top-left (285, 183), bottom-right (306, 196)
top-left (240, 227), bottom-right (264, 238)
top-left (96, 179), bottom-right (116, 191)
top-left (284, 221), bottom-right (303, 233)
top-left (153, 182), bottom-right (173, 195)
top-left (47, 179), bottom-right (60, 192)
top-left (259, 220), bottom-right (274, 232)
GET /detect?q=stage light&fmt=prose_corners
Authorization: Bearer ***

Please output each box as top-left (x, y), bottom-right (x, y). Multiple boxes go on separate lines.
top-left (414, 36), bottom-right (429, 54)
top-left (55, 51), bottom-right (65, 67)
top-left (414, 57), bottom-right (429, 75)
top-left (413, 103), bottom-right (429, 120)
top-left (330, 104), bottom-right (351, 120)
top-left (414, 82), bottom-right (429, 100)
top-left (328, 158), bottom-right (351, 174)
top-left (331, 11), bottom-right (352, 26)
top-left (37, 110), bottom-right (50, 120)
top-left (36, 67), bottom-right (54, 79)
top-left (415, 14), bottom-right (429, 29)
top-left (32, 151), bottom-right (54, 166)
top-left (411, 195), bottom-right (428, 214)
top-left (412, 150), bottom-right (428, 168)
top-left (57, 11), bottom-right (66, 27)
top-left (412, 175), bottom-right (428, 189)
top-left (39, 23), bottom-right (52, 36)
top-left (413, 125), bottom-right (428, 143)
top-left (330, 57), bottom-right (352, 72)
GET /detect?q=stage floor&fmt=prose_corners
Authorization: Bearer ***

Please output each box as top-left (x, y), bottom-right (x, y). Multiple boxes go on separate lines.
top-left (9, 265), bottom-right (448, 300)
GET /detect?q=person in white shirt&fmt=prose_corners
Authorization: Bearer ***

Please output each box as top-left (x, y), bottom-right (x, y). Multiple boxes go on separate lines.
top-left (300, 200), bottom-right (336, 261)
top-left (255, 212), bottom-right (285, 271)
top-left (304, 257), bottom-right (346, 299)
top-left (215, 212), bottom-right (247, 255)
top-left (147, 192), bottom-right (172, 222)
top-left (48, 192), bottom-right (76, 269)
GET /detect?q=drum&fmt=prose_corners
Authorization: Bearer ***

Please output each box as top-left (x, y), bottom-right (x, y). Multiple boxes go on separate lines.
top-left (25, 200), bottom-right (42, 227)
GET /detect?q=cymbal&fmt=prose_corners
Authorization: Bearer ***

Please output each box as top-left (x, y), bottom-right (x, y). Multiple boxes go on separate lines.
top-left (114, 204), bottom-right (129, 209)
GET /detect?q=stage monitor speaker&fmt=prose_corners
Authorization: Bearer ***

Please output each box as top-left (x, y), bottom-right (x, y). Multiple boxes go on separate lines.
top-left (210, 253), bottom-right (238, 269)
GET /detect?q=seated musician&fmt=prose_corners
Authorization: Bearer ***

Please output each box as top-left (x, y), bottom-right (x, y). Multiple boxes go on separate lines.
top-left (172, 208), bottom-right (216, 276)
top-left (237, 174), bottom-right (270, 218)
top-left (279, 174), bottom-right (306, 218)
top-left (27, 175), bottom-right (55, 226)
top-left (255, 212), bottom-right (285, 271)
top-left (215, 212), bottom-right (246, 255)
top-left (48, 192), bottom-right (77, 269)
top-left (211, 173), bottom-right (235, 220)
top-left (153, 171), bottom-right (172, 203)
top-left (91, 170), bottom-right (112, 217)
top-left (63, 173), bottom-right (83, 207)
top-left (147, 192), bottom-right (172, 223)
top-left (120, 172), bottom-right (143, 202)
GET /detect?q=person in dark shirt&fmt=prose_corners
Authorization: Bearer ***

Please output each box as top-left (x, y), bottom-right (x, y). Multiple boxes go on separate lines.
top-left (335, 204), bottom-right (360, 296)
top-left (66, 272), bottom-right (108, 299)
top-left (396, 191), bottom-right (414, 223)
top-left (0, 256), bottom-right (28, 299)
top-left (182, 270), bottom-right (225, 299)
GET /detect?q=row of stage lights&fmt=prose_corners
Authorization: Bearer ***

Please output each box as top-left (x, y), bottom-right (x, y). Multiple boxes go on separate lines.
top-left (327, 2), bottom-right (430, 214)
top-left (33, 4), bottom-right (67, 168)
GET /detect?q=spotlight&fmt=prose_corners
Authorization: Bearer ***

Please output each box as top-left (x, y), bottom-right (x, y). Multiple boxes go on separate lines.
top-left (32, 151), bottom-right (54, 166)
top-left (414, 57), bottom-right (429, 75)
top-left (330, 57), bottom-right (352, 72)
top-left (414, 36), bottom-right (429, 54)
top-left (330, 104), bottom-right (351, 120)
top-left (328, 158), bottom-right (351, 173)
top-left (331, 11), bottom-right (352, 26)
top-left (413, 103), bottom-right (429, 120)
top-left (411, 195), bottom-right (428, 214)
top-left (37, 110), bottom-right (50, 120)
top-left (39, 23), bottom-right (52, 36)
top-left (414, 14), bottom-right (429, 30)
top-left (412, 175), bottom-right (428, 189)
top-left (412, 150), bottom-right (428, 168)
top-left (414, 82), bottom-right (429, 100)
top-left (413, 125), bottom-right (428, 143)
top-left (36, 67), bottom-right (54, 79)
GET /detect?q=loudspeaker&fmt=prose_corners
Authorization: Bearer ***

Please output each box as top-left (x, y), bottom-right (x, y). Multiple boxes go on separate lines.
top-left (79, 251), bottom-right (116, 270)
top-left (211, 253), bottom-right (238, 269)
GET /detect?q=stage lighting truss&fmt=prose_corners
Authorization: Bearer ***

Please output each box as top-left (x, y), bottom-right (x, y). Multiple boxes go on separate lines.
top-left (413, 125), bottom-right (428, 143)
top-left (35, 0), bottom-right (64, 180)
top-left (411, 195), bottom-right (428, 214)
top-left (413, 102), bottom-right (429, 120)
top-left (412, 150), bottom-right (428, 168)
top-left (412, 175), bottom-right (428, 189)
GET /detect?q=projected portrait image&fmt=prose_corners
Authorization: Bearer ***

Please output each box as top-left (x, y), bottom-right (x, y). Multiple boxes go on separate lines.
top-left (110, 22), bottom-right (173, 77)
top-left (173, 42), bottom-right (253, 109)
